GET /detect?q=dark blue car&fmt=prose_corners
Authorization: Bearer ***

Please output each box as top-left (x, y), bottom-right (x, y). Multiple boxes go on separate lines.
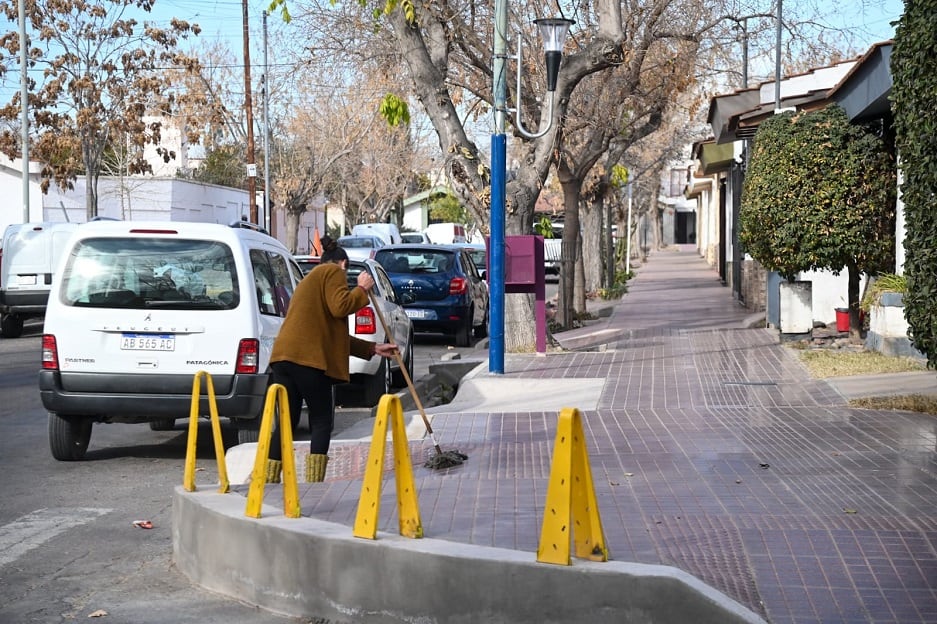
top-left (374, 244), bottom-right (489, 347)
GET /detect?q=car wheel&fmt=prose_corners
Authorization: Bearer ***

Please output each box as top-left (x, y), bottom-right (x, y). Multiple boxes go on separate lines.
top-left (474, 307), bottom-right (489, 339)
top-left (1, 313), bottom-right (24, 338)
top-left (363, 356), bottom-right (392, 406)
top-left (455, 313), bottom-right (472, 347)
top-left (392, 334), bottom-right (414, 388)
top-left (48, 413), bottom-right (92, 461)
top-left (149, 418), bottom-right (176, 431)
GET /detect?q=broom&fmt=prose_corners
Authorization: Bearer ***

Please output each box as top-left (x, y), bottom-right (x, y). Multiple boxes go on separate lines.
top-left (367, 290), bottom-right (468, 469)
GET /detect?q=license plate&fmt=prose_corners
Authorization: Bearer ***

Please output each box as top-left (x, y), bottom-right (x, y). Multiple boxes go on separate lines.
top-left (405, 309), bottom-right (432, 320)
top-left (120, 333), bottom-right (175, 351)
top-left (15, 275), bottom-right (37, 286)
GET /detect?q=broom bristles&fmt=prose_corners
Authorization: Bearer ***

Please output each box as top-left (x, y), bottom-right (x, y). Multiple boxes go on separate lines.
top-left (424, 450), bottom-right (468, 470)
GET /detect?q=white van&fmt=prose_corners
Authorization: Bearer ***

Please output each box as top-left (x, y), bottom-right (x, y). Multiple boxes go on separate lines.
top-left (351, 222), bottom-right (401, 245)
top-left (39, 220), bottom-right (305, 460)
top-left (423, 222), bottom-right (467, 244)
top-left (0, 222), bottom-right (78, 337)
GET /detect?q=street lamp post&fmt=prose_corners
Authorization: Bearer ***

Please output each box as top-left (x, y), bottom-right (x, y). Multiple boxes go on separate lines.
top-left (490, 4), bottom-right (573, 374)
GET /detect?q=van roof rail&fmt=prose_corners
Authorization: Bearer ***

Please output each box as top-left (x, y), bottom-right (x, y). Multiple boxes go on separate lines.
top-left (230, 220), bottom-right (269, 235)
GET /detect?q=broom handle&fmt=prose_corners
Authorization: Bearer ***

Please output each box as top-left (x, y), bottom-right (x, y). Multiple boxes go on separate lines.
top-left (366, 289), bottom-right (439, 440)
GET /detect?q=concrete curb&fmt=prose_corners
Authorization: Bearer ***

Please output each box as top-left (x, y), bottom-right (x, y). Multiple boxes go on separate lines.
top-left (173, 487), bottom-right (767, 624)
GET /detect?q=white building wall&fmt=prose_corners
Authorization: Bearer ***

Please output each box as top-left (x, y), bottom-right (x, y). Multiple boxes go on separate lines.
top-left (796, 269), bottom-right (868, 327)
top-left (0, 157), bottom-right (47, 234)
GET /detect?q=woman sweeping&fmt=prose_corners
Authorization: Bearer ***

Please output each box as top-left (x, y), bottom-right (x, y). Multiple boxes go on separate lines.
top-left (264, 236), bottom-right (397, 483)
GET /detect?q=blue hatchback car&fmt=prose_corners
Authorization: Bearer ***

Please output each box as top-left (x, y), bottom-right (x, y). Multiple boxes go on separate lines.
top-left (374, 244), bottom-right (489, 347)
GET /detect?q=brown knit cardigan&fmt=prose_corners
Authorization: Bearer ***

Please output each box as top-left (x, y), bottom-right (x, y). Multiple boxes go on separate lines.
top-left (269, 262), bottom-right (374, 382)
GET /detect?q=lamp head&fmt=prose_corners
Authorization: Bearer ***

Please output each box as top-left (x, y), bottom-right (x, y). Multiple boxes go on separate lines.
top-left (534, 17), bottom-right (574, 53)
top-left (534, 17), bottom-right (574, 92)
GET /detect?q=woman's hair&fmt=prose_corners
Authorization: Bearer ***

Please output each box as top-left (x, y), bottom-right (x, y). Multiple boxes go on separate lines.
top-left (320, 236), bottom-right (349, 264)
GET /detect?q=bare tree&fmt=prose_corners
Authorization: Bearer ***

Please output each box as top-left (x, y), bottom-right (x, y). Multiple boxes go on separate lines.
top-left (270, 0), bottom-right (887, 350)
top-left (0, 0), bottom-right (201, 219)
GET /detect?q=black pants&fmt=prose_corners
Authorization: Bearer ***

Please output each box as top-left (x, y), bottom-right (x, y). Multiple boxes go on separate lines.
top-left (268, 361), bottom-right (336, 460)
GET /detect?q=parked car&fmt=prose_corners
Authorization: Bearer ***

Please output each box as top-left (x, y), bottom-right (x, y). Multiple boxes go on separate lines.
top-left (292, 255), bottom-right (414, 406)
top-left (337, 234), bottom-right (385, 262)
top-left (344, 259), bottom-right (414, 404)
top-left (39, 220), bottom-right (305, 460)
top-left (400, 232), bottom-right (431, 244)
top-left (0, 221), bottom-right (78, 337)
top-left (293, 254), bottom-right (319, 276)
top-left (451, 241), bottom-right (488, 281)
top-left (351, 222), bottom-right (401, 245)
top-left (374, 243), bottom-right (489, 347)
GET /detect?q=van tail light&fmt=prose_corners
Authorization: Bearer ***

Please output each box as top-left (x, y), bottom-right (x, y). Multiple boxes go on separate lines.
top-left (355, 306), bottom-right (377, 335)
top-left (449, 277), bottom-right (468, 295)
top-left (235, 339), bottom-right (259, 374)
top-left (42, 335), bottom-right (59, 370)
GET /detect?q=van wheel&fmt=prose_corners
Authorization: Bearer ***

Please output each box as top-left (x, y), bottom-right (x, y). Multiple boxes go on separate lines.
top-left (363, 357), bottom-right (392, 407)
top-left (149, 418), bottom-right (176, 431)
top-left (1, 314), bottom-right (24, 338)
top-left (391, 335), bottom-right (414, 388)
top-left (48, 413), bottom-right (92, 461)
top-left (237, 424), bottom-right (260, 444)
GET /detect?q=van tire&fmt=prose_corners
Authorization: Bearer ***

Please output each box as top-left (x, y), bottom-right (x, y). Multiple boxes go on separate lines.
top-left (48, 413), bottom-right (92, 461)
top-left (363, 357), bottom-right (391, 407)
top-left (237, 424), bottom-right (260, 444)
top-left (1, 314), bottom-right (24, 338)
top-left (149, 418), bottom-right (176, 431)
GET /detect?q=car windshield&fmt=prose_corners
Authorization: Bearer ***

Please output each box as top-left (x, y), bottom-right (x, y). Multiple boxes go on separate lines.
top-left (60, 237), bottom-right (239, 310)
top-left (375, 249), bottom-right (454, 274)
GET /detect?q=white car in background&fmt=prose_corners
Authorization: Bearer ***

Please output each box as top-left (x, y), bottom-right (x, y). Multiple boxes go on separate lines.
top-left (337, 234), bottom-right (385, 262)
top-left (294, 256), bottom-right (413, 406)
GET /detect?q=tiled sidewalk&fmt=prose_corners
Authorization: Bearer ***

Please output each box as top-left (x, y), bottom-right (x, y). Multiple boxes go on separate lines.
top-left (244, 247), bottom-right (937, 624)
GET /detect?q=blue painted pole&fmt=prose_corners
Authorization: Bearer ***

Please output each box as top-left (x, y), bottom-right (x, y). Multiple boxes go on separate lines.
top-left (490, 134), bottom-right (505, 373)
top-left (490, 0), bottom-right (507, 374)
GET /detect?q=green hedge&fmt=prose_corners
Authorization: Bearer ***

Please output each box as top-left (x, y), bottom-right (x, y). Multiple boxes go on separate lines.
top-left (892, 0), bottom-right (937, 368)
top-left (740, 105), bottom-right (895, 282)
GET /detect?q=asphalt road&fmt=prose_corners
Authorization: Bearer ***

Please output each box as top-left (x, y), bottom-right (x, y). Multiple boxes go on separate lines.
top-left (0, 319), bottom-right (483, 624)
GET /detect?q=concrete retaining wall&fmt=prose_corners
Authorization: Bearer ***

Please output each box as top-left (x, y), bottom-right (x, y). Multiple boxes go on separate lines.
top-left (173, 487), bottom-right (766, 624)
top-left (865, 293), bottom-right (925, 360)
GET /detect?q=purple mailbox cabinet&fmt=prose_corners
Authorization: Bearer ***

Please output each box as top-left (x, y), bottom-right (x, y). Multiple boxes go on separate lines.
top-left (488, 235), bottom-right (547, 353)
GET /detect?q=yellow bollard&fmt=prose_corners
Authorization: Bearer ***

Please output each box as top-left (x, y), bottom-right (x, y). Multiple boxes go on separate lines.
top-left (537, 407), bottom-right (609, 565)
top-left (244, 384), bottom-right (300, 519)
top-left (183, 370), bottom-right (230, 494)
top-left (353, 394), bottom-right (423, 539)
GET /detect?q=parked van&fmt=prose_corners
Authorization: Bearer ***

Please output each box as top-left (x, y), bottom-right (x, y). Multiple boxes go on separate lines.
top-left (423, 222), bottom-right (467, 244)
top-left (0, 222), bottom-right (79, 337)
top-left (39, 220), bottom-right (304, 460)
top-left (351, 222), bottom-right (401, 245)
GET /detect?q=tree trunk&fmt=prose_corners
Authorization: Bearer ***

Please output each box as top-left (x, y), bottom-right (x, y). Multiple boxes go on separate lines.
top-left (284, 207), bottom-right (303, 254)
top-left (848, 261), bottom-right (862, 341)
top-left (581, 198), bottom-right (604, 295)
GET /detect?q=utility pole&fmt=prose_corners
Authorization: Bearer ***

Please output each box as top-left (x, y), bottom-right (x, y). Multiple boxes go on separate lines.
top-left (242, 0), bottom-right (257, 223)
top-left (262, 11), bottom-right (271, 234)
top-left (19, 0), bottom-right (28, 222)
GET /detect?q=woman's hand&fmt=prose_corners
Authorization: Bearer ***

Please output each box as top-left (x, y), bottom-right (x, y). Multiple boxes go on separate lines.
top-left (356, 271), bottom-right (375, 291)
top-left (373, 343), bottom-right (398, 358)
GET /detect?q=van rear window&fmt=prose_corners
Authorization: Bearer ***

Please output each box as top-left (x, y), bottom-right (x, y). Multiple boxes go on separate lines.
top-left (60, 237), bottom-right (240, 310)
